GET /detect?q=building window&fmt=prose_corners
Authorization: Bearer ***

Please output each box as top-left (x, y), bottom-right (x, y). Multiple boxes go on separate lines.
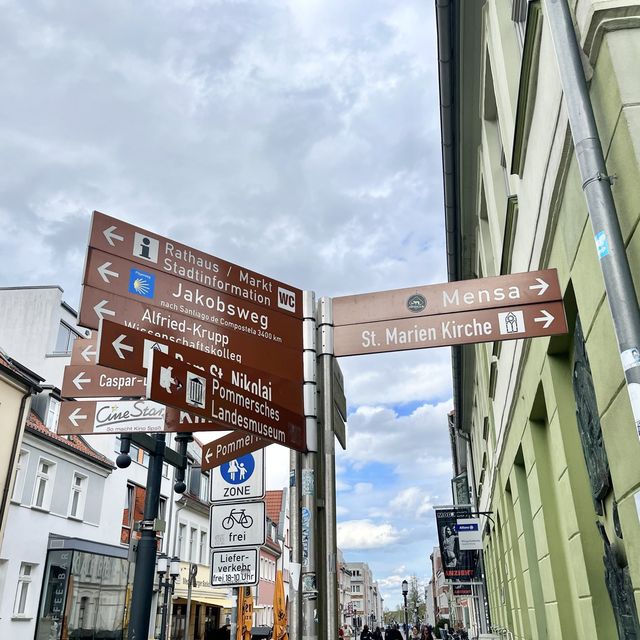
top-left (199, 472), bottom-right (210, 502)
top-left (32, 459), bottom-right (55, 510)
top-left (511, 0), bottom-right (529, 47)
top-left (122, 483), bottom-right (135, 544)
top-left (14, 562), bottom-right (35, 616)
top-left (54, 321), bottom-right (79, 354)
top-left (199, 531), bottom-right (207, 565)
top-left (178, 524), bottom-right (186, 558)
top-left (46, 397), bottom-right (61, 432)
top-left (68, 473), bottom-right (88, 519)
top-left (12, 450), bottom-right (29, 503)
top-left (189, 527), bottom-right (198, 563)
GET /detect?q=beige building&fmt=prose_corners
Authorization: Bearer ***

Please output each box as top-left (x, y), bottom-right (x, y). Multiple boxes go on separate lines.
top-left (0, 352), bottom-right (41, 547)
top-left (437, 1), bottom-right (640, 638)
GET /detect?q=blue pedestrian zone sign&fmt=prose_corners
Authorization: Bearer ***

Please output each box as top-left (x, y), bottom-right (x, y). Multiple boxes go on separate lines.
top-left (210, 449), bottom-right (265, 503)
top-left (221, 454), bottom-right (256, 485)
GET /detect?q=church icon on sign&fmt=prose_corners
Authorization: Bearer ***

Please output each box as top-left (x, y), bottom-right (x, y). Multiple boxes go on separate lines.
top-left (498, 310), bottom-right (525, 335)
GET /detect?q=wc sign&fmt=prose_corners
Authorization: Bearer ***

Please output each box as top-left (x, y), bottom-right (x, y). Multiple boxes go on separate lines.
top-left (210, 449), bottom-right (265, 503)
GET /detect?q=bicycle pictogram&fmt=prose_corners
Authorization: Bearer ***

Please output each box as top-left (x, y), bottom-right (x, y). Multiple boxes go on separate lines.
top-left (222, 508), bottom-right (254, 530)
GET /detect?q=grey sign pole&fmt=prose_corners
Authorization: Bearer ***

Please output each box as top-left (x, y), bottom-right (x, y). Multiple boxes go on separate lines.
top-left (318, 297), bottom-right (339, 640)
top-left (302, 291), bottom-right (319, 640)
top-left (544, 0), bottom-right (640, 439)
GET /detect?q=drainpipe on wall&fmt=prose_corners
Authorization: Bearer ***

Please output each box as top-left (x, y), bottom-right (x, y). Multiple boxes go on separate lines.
top-left (543, 0), bottom-right (640, 441)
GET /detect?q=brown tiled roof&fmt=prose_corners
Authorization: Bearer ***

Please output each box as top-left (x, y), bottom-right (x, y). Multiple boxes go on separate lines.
top-left (26, 411), bottom-right (115, 470)
top-left (265, 489), bottom-right (283, 523)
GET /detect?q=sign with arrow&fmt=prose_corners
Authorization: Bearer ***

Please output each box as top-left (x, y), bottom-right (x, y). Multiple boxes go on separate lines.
top-left (61, 364), bottom-right (146, 399)
top-left (146, 349), bottom-right (306, 452)
top-left (57, 399), bottom-right (167, 435)
top-left (333, 301), bottom-right (567, 357)
top-left (79, 287), bottom-right (304, 382)
top-left (202, 432), bottom-right (267, 473)
top-left (70, 337), bottom-right (98, 365)
top-left (96, 318), bottom-right (304, 404)
top-left (58, 400), bottom-right (235, 435)
top-left (86, 210), bottom-right (303, 318)
top-left (82, 247), bottom-right (303, 351)
top-left (332, 269), bottom-right (563, 326)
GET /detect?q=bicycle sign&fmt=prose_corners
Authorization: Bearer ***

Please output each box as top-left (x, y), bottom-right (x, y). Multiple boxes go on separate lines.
top-left (222, 508), bottom-right (254, 530)
top-left (210, 449), bottom-right (265, 503)
top-left (210, 501), bottom-right (265, 549)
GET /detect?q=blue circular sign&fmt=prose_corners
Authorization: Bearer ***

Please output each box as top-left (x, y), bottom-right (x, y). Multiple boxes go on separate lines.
top-left (221, 454), bottom-right (256, 484)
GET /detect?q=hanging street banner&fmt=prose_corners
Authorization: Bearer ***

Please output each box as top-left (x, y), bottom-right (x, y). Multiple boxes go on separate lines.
top-left (86, 210), bottom-right (303, 318)
top-left (82, 247), bottom-right (302, 351)
top-left (82, 289), bottom-right (303, 382)
top-left (332, 269), bottom-right (562, 326)
top-left (333, 301), bottom-right (567, 357)
top-left (61, 364), bottom-right (146, 399)
top-left (435, 507), bottom-right (479, 583)
top-left (96, 318), bottom-right (304, 405)
top-left (210, 547), bottom-right (259, 587)
top-left (70, 336), bottom-right (98, 365)
top-left (58, 399), bottom-right (167, 435)
top-left (58, 400), bottom-right (234, 435)
top-left (202, 432), bottom-right (268, 473)
top-left (210, 449), bottom-right (265, 502)
top-left (146, 350), bottom-right (306, 452)
top-left (210, 501), bottom-right (266, 548)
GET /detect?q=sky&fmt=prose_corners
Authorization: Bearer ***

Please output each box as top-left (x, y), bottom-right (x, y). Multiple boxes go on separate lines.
top-left (0, 0), bottom-right (452, 611)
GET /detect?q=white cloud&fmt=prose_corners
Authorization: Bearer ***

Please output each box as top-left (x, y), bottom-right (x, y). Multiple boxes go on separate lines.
top-left (337, 519), bottom-right (400, 549)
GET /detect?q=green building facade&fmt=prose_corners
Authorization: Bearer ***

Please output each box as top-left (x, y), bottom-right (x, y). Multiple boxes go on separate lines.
top-left (437, 1), bottom-right (640, 637)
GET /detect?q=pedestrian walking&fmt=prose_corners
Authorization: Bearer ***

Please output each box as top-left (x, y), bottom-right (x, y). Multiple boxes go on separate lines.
top-left (360, 624), bottom-right (373, 640)
top-left (373, 626), bottom-right (383, 640)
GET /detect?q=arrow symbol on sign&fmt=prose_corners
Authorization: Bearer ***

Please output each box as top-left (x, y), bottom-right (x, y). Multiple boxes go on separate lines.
top-left (205, 449), bottom-right (212, 464)
top-left (112, 334), bottom-right (134, 359)
top-left (97, 262), bottom-right (119, 283)
top-left (534, 310), bottom-right (554, 329)
top-left (94, 300), bottom-right (116, 320)
top-left (529, 277), bottom-right (549, 296)
top-left (69, 408), bottom-right (88, 427)
top-left (81, 344), bottom-right (97, 361)
top-left (103, 225), bottom-right (124, 246)
top-left (73, 372), bottom-right (91, 390)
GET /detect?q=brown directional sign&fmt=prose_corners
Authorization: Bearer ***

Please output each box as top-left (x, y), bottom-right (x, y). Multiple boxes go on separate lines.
top-left (87, 210), bottom-right (303, 318)
top-left (202, 432), bottom-right (268, 472)
top-left (332, 269), bottom-right (562, 326)
top-left (146, 350), bottom-right (306, 452)
top-left (70, 337), bottom-right (98, 365)
top-left (333, 301), bottom-right (567, 357)
top-left (80, 287), bottom-right (304, 381)
top-left (96, 318), bottom-right (304, 399)
top-left (83, 248), bottom-right (302, 351)
top-left (58, 400), bottom-right (233, 435)
top-left (61, 364), bottom-right (146, 399)
top-left (58, 399), bottom-right (168, 435)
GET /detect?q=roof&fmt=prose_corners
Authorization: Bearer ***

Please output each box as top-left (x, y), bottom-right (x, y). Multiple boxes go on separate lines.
top-left (26, 411), bottom-right (115, 470)
top-left (265, 489), bottom-right (283, 523)
top-left (0, 349), bottom-right (44, 389)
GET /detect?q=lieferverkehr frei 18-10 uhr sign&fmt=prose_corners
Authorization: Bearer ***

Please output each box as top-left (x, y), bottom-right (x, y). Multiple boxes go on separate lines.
top-left (331, 269), bottom-right (567, 356)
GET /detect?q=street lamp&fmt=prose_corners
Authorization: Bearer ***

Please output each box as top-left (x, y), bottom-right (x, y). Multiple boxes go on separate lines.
top-left (401, 580), bottom-right (409, 639)
top-left (157, 553), bottom-right (180, 640)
